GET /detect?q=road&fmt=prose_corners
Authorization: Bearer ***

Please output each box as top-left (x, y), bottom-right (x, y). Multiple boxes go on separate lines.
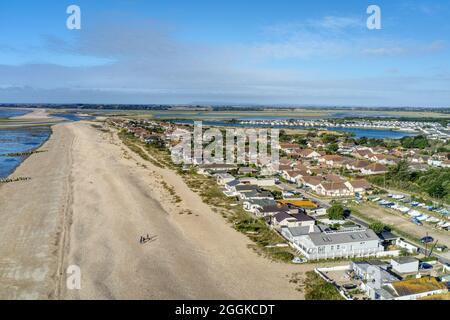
top-left (278, 182), bottom-right (450, 265)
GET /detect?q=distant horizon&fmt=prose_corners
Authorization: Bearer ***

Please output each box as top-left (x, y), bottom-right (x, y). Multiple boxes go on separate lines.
top-left (1, 0), bottom-right (450, 107)
top-left (1, 103), bottom-right (449, 110)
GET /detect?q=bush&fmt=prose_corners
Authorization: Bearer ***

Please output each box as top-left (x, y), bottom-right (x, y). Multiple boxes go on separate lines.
top-left (304, 271), bottom-right (343, 300)
top-left (327, 204), bottom-right (345, 220)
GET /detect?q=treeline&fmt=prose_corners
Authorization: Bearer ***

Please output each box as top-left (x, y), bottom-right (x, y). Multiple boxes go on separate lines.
top-left (369, 161), bottom-right (450, 204)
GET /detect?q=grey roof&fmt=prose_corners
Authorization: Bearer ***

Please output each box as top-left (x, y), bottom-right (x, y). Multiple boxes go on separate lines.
top-left (216, 173), bottom-right (235, 179)
top-left (287, 225), bottom-right (321, 237)
top-left (225, 179), bottom-right (240, 187)
top-left (245, 199), bottom-right (277, 207)
top-left (291, 213), bottom-right (315, 222)
top-left (274, 211), bottom-right (295, 223)
top-left (379, 231), bottom-right (399, 241)
top-left (242, 190), bottom-right (273, 199)
top-left (309, 228), bottom-right (380, 246)
top-left (260, 205), bottom-right (289, 213)
top-left (236, 184), bottom-right (259, 191)
top-left (392, 256), bottom-right (418, 264)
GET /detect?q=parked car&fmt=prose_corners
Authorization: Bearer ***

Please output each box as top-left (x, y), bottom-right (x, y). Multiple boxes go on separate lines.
top-left (419, 262), bottom-right (433, 270)
top-left (292, 257), bottom-right (307, 264)
top-left (420, 236), bottom-right (434, 244)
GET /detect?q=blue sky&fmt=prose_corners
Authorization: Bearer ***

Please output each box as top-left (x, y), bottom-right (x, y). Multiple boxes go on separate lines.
top-left (0, 0), bottom-right (449, 106)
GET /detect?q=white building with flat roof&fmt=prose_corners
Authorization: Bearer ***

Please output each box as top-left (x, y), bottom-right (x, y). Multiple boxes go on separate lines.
top-left (292, 227), bottom-right (383, 260)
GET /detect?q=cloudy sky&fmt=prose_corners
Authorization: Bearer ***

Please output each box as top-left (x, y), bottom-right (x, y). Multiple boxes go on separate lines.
top-left (1, 0), bottom-right (449, 107)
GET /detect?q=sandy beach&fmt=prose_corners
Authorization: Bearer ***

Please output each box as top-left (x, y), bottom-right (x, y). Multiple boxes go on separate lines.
top-left (0, 115), bottom-right (311, 300)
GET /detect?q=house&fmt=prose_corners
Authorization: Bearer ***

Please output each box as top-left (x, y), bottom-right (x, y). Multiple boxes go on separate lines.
top-left (294, 227), bottom-right (383, 260)
top-left (353, 149), bottom-right (374, 159)
top-left (345, 179), bottom-right (372, 195)
top-left (289, 213), bottom-right (316, 227)
top-left (347, 160), bottom-right (370, 171)
top-left (270, 212), bottom-right (304, 228)
top-left (390, 257), bottom-right (419, 275)
top-left (243, 198), bottom-right (278, 213)
top-left (361, 163), bottom-right (388, 175)
top-left (352, 261), bottom-right (400, 300)
top-left (283, 170), bottom-right (305, 184)
top-left (319, 155), bottom-right (346, 167)
top-left (352, 260), bottom-right (398, 284)
top-left (238, 167), bottom-right (257, 175)
top-left (323, 174), bottom-right (345, 183)
top-left (297, 149), bottom-right (322, 159)
top-left (316, 182), bottom-right (352, 197)
top-left (216, 173), bottom-right (235, 185)
top-left (280, 143), bottom-right (300, 154)
top-left (239, 177), bottom-right (276, 187)
top-left (197, 163), bottom-right (237, 175)
top-left (307, 140), bottom-right (325, 149)
top-left (292, 161), bottom-right (308, 171)
top-left (370, 154), bottom-right (398, 165)
top-left (255, 204), bottom-right (290, 218)
top-left (239, 190), bottom-right (274, 201)
top-left (409, 155), bottom-right (430, 164)
top-left (378, 277), bottom-right (448, 300)
top-left (281, 225), bottom-right (322, 243)
top-left (223, 179), bottom-right (242, 196)
top-left (300, 176), bottom-right (323, 191)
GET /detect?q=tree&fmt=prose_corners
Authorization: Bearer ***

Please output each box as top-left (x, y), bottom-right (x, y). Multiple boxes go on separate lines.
top-left (321, 134), bottom-right (338, 144)
top-left (326, 143), bottom-right (339, 154)
top-left (400, 135), bottom-right (429, 149)
top-left (369, 222), bottom-right (387, 234)
top-left (327, 204), bottom-right (345, 220)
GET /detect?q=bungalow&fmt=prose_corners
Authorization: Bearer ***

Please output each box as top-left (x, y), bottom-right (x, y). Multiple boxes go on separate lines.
top-left (390, 257), bottom-right (419, 275)
top-left (298, 149), bottom-right (322, 159)
top-left (323, 174), bottom-right (345, 183)
top-left (294, 228), bottom-right (383, 260)
top-left (292, 162), bottom-right (308, 171)
top-left (409, 155), bottom-right (429, 164)
top-left (377, 277), bottom-right (448, 300)
top-left (300, 176), bottom-right (323, 192)
top-left (238, 167), bottom-right (257, 175)
top-left (370, 154), bottom-right (398, 165)
top-left (345, 179), bottom-right (372, 195)
top-left (197, 163), bottom-right (237, 175)
top-left (353, 149), bottom-right (374, 159)
top-left (239, 177), bottom-right (276, 187)
top-left (283, 170), bottom-right (306, 184)
top-left (255, 204), bottom-right (290, 218)
top-left (346, 160), bottom-right (370, 171)
top-left (280, 143), bottom-right (300, 154)
top-left (316, 182), bottom-right (352, 197)
top-left (243, 198), bottom-right (278, 213)
top-left (270, 212), bottom-right (303, 228)
top-left (239, 190), bottom-right (274, 201)
top-left (307, 140), bottom-right (325, 149)
top-left (295, 228), bottom-right (384, 260)
top-left (216, 173), bottom-right (236, 185)
top-left (361, 163), bottom-right (388, 175)
top-left (319, 155), bottom-right (346, 168)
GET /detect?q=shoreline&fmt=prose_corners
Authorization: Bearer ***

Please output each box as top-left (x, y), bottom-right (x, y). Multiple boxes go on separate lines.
top-left (1, 119), bottom-right (314, 299)
top-left (0, 122), bottom-right (73, 299)
top-left (0, 110), bottom-right (54, 180)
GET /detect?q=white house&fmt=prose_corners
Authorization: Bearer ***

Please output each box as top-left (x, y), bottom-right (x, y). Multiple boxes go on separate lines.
top-left (316, 182), bottom-right (352, 197)
top-left (216, 173), bottom-right (236, 185)
top-left (390, 257), bottom-right (419, 274)
top-left (294, 227), bottom-right (383, 260)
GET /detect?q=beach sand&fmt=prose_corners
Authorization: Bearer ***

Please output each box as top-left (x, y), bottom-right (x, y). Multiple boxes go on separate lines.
top-left (0, 119), bottom-right (311, 300)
